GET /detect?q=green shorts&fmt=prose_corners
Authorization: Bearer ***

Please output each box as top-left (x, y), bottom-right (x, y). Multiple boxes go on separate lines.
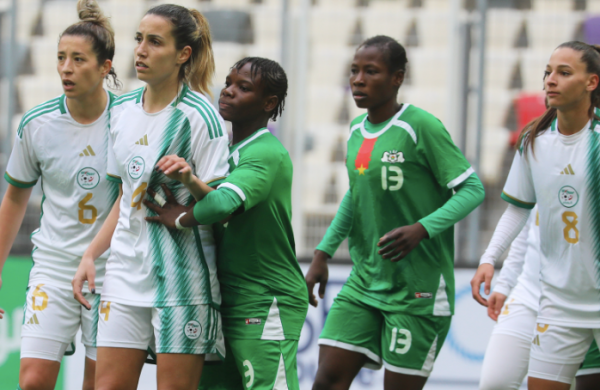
top-left (198, 338), bottom-right (299, 390)
top-left (578, 340), bottom-right (600, 376)
top-left (319, 289), bottom-right (451, 377)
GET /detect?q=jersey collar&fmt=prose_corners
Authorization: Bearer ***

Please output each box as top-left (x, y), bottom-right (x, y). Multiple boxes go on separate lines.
top-left (228, 128), bottom-right (270, 166)
top-left (359, 104), bottom-right (410, 139)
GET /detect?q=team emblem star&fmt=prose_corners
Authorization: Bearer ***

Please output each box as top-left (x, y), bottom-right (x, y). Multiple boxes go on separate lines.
top-left (357, 164), bottom-right (367, 175)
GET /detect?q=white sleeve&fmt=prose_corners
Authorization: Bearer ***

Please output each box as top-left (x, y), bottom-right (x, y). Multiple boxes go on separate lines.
top-left (480, 204), bottom-right (531, 267)
top-left (5, 125), bottom-right (41, 188)
top-left (106, 130), bottom-right (121, 182)
top-left (191, 120), bottom-right (229, 185)
top-left (492, 210), bottom-right (536, 296)
top-left (501, 150), bottom-right (536, 209)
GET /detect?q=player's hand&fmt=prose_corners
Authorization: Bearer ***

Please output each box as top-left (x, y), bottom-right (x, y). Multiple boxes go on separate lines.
top-left (155, 155), bottom-right (194, 185)
top-left (470, 263), bottom-right (495, 306)
top-left (487, 292), bottom-right (507, 321)
top-left (305, 250), bottom-right (329, 307)
top-left (377, 222), bottom-right (429, 262)
top-left (72, 256), bottom-right (96, 310)
top-left (144, 184), bottom-right (190, 229)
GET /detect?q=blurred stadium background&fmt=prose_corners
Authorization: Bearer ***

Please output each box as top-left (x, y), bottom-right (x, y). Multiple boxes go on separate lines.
top-left (0, 0), bottom-right (596, 388)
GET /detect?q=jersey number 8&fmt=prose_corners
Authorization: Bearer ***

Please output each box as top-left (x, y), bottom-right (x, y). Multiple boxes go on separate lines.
top-left (562, 211), bottom-right (579, 244)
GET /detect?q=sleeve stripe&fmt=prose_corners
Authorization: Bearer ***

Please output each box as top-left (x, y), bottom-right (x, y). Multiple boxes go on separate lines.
top-left (4, 172), bottom-right (37, 188)
top-left (106, 173), bottom-right (122, 183)
top-left (218, 182), bottom-right (246, 201)
top-left (447, 167), bottom-right (475, 189)
top-left (501, 191), bottom-right (536, 209)
top-left (187, 93), bottom-right (223, 137)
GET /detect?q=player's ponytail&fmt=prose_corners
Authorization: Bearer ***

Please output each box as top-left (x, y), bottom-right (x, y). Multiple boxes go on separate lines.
top-left (519, 41), bottom-right (600, 155)
top-left (61, 0), bottom-right (121, 89)
top-left (146, 4), bottom-right (215, 97)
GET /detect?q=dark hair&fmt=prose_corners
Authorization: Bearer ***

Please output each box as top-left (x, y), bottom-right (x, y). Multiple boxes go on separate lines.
top-left (231, 57), bottom-right (288, 121)
top-left (61, 0), bottom-right (121, 89)
top-left (358, 35), bottom-right (408, 74)
top-left (146, 4), bottom-right (214, 97)
top-left (519, 41), bottom-right (600, 154)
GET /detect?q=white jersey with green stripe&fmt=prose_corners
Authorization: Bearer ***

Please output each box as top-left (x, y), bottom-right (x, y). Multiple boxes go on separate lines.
top-left (4, 91), bottom-right (119, 292)
top-left (103, 85), bottom-right (229, 308)
top-left (502, 117), bottom-right (600, 327)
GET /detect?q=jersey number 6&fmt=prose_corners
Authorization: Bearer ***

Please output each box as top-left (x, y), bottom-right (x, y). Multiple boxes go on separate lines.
top-left (78, 193), bottom-right (98, 224)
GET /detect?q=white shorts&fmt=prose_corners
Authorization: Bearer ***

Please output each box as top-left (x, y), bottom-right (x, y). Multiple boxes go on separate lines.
top-left (528, 324), bottom-right (600, 384)
top-left (21, 283), bottom-right (101, 361)
top-left (97, 301), bottom-right (225, 360)
top-left (492, 296), bottom-right (537, 341)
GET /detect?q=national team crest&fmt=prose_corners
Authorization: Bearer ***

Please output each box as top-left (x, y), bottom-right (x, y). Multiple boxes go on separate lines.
top-left (128, 156), bottom-right (145, 179)
top-left (558, 186), bottom-right (579, 208)
top-left (184, 320), bottom-right (202, 340)
top-left (381, 150), bottom-right (405, 163)
top-left (77, 167), bottom-right (100, 189)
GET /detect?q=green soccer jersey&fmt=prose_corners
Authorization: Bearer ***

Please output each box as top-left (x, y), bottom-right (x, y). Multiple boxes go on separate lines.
top-left (344, 104), bottom-right (473, 316)
top-left (216, 128), bottom-right (308, 340)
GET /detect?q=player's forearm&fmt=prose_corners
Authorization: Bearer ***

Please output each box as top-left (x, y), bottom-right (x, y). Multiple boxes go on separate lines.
top-left (184, 175), bottom-right (214, 201)
top-left (188, 187), bottom-right (242, 226)
top-left (0, 185), bottom-right (32, 273)
top-left (493, 219), bottom-right (530, 296)
top-left (316, 190), bottom-right (353, 258)
top-left (83, 188), bottom-right (122, 262)
top-left (480, 204), bottom-right (531, 267)
top-left (418, 174), bottom-right (485, 239)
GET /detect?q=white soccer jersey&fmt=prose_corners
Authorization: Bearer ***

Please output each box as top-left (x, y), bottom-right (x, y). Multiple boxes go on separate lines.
top-left (4, 92), bottom-right (119, 292)
top-left (493, 206), bottom-right (541, 312)
top-left (102, 85), bottom-right (229, 308)
top-left (502, 118), bottom-right (600, 327)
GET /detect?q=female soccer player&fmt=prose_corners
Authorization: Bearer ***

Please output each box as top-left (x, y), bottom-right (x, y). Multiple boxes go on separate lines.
top-left (0, 1), bottom-right (118, 389)
top-left (72, 4), bottom-right (229, 390)
top-left (144, 57), bottom-right (308, 390)
top-left (304, 35), bottom-right (485, 390)
top-left (471, 41), bottom-right (600, 390)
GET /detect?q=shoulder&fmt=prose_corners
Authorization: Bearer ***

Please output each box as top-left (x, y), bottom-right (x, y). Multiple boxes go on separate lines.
top-left (349, 113), bottom-right (368, 135)
top-left (399, 104), bottom-right (445, 130)
top-left (242, 132), bottom-right (288, 162)
top-left (178, 90), bottom-right (226, 140)
top-left (110, 88), bottom-right (143, 111)
top-left (17, 96), bottom-right (66, 139)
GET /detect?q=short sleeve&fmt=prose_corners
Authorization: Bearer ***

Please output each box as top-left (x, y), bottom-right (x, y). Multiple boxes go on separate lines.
top-left (501, 151), bottom-right (536, 209)
top-left (5, 126), bottom-right (40, 188)
top-left (417, 118), bottom-right (474, 189)
top-left (106, 130), bottom-right (121, 183)
top-left (219, 146), bottom-right (281, 211)
top-left (190, 119), bottom-right (229, 186)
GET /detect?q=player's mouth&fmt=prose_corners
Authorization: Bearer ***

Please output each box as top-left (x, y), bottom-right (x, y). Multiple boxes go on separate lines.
top-left (135, 61), bottom-right (149, 71)
top-left (62, 79), bottom-right (75, 91)
top-left (218, 99), bottom-right (233, 110)
top-left (546, 91), bottom-right (560, 97)
top-left (352, 90), bottom-right (368, 101)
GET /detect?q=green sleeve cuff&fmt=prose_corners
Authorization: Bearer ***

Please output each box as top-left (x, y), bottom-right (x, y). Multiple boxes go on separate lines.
top-left (106, 174), bottom-right (122, 184)
top-left (4, 172), bottom-right (37, 188)
top-left (316, 189), bottom-right (353, 257)
top-left (419, 174), bottom-right (485, 238)
top-left (193, 187), bottom-right (243, 225)
top-left (501, 191), bottom-right (535, 209)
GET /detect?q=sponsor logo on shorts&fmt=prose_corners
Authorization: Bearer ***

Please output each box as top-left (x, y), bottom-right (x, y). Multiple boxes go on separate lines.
top-left (184, 320), bottom-right (202, 340)
top-left (415, 292), bottom-right (432, 299)
top-left (77, 167), bottom-right (100, 189)
top-left (128, 156), bottom-right (145, 179)
top-left (558, 186), bottom-right (578, 208)
top-left (245, 318), bottom-right (261, 325)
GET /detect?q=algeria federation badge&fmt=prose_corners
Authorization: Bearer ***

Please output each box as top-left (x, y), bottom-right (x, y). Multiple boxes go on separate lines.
top-left (77, 167), bottom-right (100, 189)
top-left (381, 150), bottom-right (405, 163)
top-left (128, 156), bottom-right (145, 179)
top-left (558, 186), bottom-right (578, 208)
top-left (184, 320), bottom-right (202, 340)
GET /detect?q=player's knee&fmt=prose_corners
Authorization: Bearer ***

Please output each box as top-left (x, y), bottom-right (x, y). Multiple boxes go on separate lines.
top-left (312, 371), bottom-right (349, 390)
top-left (19, 373), bottom-right (53, 390)
top-left (81, 377), bottom-right (95, 390)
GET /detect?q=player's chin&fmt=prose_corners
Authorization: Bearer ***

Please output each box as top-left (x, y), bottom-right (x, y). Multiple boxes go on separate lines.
top-left (352, 95), bottom-right (370, 109)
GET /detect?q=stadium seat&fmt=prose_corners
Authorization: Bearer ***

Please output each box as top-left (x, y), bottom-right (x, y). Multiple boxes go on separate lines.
top-left (487, 9), bottom-right (523, 49)
top-left (310, 7), bottom-right (358, 48)
top-left (42, 1), bottom-right (79, 40)
top-left (29, 37), bottom-right (58, 78)
top-left (521, 49), bottom-right (549, 92)
top-left (402, 86), bottom-right (448, 125)
top-left (531, 0), bottom-right (574, 12)
top-left (16, 0), bottom-right (42, 41)
top-left (308, 46), bottom-right (354, 87)
top-left (105, 0), bottom-right (146, 40)
top-left (510, 91), bottom-right (546, 144)
top-left (213, 43), bottom-right (247, 85)
top-left (485, 49), bottom-right (519, 90)
top-left (18, 76), bottom-right (63, 111)
top-left (526, 11), bottom-right (582, 52)
top-left (481, 126), bottom-right (510, 183)
top-left (251, 6), bottom-right (281, 49)
top-left (584, 15), bottom-right (600, 45)
top-left (112, 40), bottom-right (136, 83)
top-left (369, 0), bottom-right (408, 11)
top-left (361, 8), bottom-right (414, 45)
top-left (484, 88), bottom-right (514, 128)
top-left (406, 48), bottom-right (448, 89)
top-left (307, 85), bottom-right (346, 124)
top-left (416, 11), bottom-right (449, 48)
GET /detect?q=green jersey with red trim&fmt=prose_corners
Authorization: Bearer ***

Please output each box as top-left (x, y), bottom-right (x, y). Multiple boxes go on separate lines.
top-left (344, 104), bottom-right (473, 316)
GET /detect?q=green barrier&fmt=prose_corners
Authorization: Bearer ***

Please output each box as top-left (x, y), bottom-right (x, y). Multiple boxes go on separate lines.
top-left (0, 257), bottom-right (65, 389)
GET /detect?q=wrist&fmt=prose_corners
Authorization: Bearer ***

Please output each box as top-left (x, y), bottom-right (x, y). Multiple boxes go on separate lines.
top-left (175, 212), bottom-right (188, 230)
top-left (314, 249), bottom-right (330, 262)
top-left (415, 222), bottom-right (429, 239)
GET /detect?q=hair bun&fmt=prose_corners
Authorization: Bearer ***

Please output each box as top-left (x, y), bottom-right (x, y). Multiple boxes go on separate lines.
top-left (77, 0), bottom-right (105, 24)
